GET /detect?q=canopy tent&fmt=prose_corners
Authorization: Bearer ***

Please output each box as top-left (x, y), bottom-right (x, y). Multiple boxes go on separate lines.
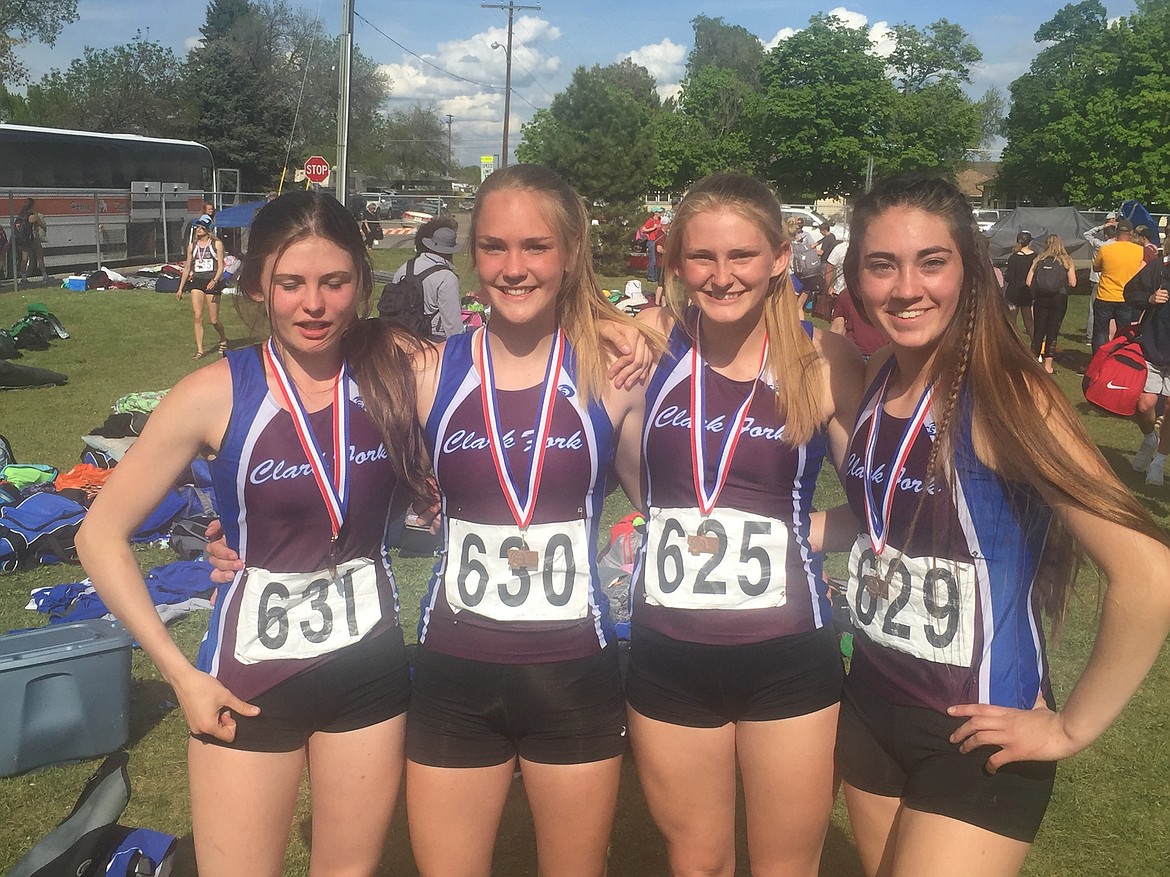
top-left (1119, 200), bottom-right (1161, 245)
top-left (984, 207), bottom-right (1097, 268)
top-left (213, 200), bottom-right (266, 229)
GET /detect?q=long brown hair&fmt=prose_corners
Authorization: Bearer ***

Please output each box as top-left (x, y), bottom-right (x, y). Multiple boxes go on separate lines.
top-left (843, 173), bottom-right (1168, 625)
top-left (468, 164), bottom-right (663, 403)
top-left (237, 190), bottom-right (431, 499)
top-left (660, 172), bottom-right (824, 447)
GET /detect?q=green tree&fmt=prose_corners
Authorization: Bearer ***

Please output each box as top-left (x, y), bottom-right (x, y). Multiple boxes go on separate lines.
top-left (753, 14), bottom-right (898, 199)
top-left (882, 79), bottom-right (981, 175)
top-left (995, 1), bottom-right (1163, 206)
top-left (0, 0), bottom-right (79, 86)
top-left (371, 105), bottom-right (449, 181)
top-left (517, 62), bottom-right (659, 271)
top-left (21, 33), bottom-right (187, 136)
top-left (652, 65), bottom-right (759, 190)
top-left (685, 14), bottom-right (763, 86)
top-left (888, 19), bottom-right (983, 93)
top-left (517, 62), bottom-right (657, 205)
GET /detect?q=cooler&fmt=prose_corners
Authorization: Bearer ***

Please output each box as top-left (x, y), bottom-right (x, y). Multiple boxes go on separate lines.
top-left (0, 619), bottom-right (132, 777)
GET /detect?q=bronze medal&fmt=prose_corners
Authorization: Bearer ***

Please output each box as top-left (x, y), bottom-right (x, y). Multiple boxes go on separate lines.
top-left (863, 573), bottom-right (888, 599)
top-left (508, 546), bottom-right (539, 570)
top-left (687, 534), bottom-right (720, 555)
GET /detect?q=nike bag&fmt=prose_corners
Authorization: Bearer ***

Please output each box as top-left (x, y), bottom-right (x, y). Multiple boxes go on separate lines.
top-left (1083, 325), bottom-right (1146, 416)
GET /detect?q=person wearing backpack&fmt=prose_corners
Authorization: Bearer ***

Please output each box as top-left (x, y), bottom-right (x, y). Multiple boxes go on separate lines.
top-left (1124, 252), bottom-right (1170, 485)
top-left (1025, 234), bottom-right (1077, 374)
top-left (378, 218), bottom-right (463, 341)
top-left (14, 198), bottom-right (50, 284)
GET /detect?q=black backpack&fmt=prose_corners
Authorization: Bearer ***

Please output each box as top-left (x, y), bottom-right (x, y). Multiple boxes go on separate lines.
top-left (1032, 256), bottom-right (1066, 296)
top-left (377, 257), bottom-right (445, 338)
top-left (13, 212), bottom-right (32, 243)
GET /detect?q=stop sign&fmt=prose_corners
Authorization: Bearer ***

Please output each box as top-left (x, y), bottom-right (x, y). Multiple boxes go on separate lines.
top-left (304, 155), bottom-right (331, 184)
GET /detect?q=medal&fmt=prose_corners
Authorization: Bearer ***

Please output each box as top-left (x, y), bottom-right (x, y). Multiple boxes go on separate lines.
top-left (687, 534), bottom-right (720, 555)
top-left (475, 327), bottom-right (565, 568)
top-left (264, 339), bottom-right (351, 565)
top-left (689, 314), bottom-right (768, 541)
top-left (860, 363), bottom-right (934, 557)
top-left (862, 573), bottom-right (889, 599)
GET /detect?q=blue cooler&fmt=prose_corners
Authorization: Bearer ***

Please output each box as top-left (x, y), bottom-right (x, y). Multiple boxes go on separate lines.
top-left (0, 619), bottom-right (132, 777)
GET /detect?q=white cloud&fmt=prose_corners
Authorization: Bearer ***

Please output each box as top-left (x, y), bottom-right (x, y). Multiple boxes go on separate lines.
top-left (622, 38), bottom-right (687, 86)
top-left (184, 35), bottom-right (202, 52)
top-left (766, 28), bottom-right (799, 49)
top-left (765, 8), bottom-right (893, 56)
top-left (379, 15), bottom-right (561, 104)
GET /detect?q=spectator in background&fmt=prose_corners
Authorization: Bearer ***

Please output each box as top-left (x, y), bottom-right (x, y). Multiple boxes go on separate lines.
top-left (1124, 250), bottom-right (1170, 485)
top-left (15, 198), bottom-right (50, 284)
top-left (388, 217), bottom-right (464, 342)
top-left (638, 209), bottom-right (666, 284)
top-left (815, 221), bottom-right (838, 262)
top-left (1003, 230), bottom-right (1037, 340)
top-left (177, 214), bottom-right (227, 359)
top-left (1092, 218), bottom-right (1145, 351)
top-left (1135, 225), bottom-right (1159, 263)
top-left (1083, 218), bottom-right (1117, 342)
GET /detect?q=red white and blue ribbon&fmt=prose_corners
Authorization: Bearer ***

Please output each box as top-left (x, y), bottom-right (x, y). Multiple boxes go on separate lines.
top-left (861, 367), bottom-right (933, 557)
top-left (475, 326), bottom-right (565, 532)
top-left (264, 339), bottom-right (351, 540)
top-left (689, 315), bottom-right (769, 517)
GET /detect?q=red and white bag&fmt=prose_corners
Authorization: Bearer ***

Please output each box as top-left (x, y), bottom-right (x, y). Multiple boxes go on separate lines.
top-left (1083, 324), bottom-right (1147, 415)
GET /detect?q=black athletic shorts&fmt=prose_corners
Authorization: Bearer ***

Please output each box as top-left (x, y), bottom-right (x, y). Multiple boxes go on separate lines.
top-left (625, 623), bottom-right (844, 727)
top-left (406, 644), bottom-right (627, 768)
top-left (193, 628), bottom-right (411, 753)
top-left (835, 679), bottom-right (1056, 842)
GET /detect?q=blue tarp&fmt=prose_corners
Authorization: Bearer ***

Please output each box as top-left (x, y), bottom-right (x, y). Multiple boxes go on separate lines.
top-left (214, 200), bottom-right (265, 229)
top-left (1119, 200), bottom-right (1161, 245)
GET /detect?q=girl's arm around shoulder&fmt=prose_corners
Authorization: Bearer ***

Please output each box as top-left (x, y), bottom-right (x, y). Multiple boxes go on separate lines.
top-left (606, 376), bottom-right (647, 509)
top-left (811, 327), bottom-right (865, 473)
top-left (952, 400), bottom-right (1170, 771)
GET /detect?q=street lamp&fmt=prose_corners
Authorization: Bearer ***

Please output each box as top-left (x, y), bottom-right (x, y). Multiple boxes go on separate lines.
top-left (491, 40), bottom-right (511, 169)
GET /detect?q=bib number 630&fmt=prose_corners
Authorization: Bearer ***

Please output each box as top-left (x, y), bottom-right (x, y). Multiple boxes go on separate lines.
top-left (443, 518), bottom-right (591, 622)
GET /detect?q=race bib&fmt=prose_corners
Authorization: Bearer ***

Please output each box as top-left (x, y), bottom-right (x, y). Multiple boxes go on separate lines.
top-left (443, 518), bottom-right (592, 622)
top-left (846, 536), bottom-right (976, 667)
top-left (194, 257), bottom-right (215, 273)
top-left (642, 506), bottom-right (788, 611)
top-left (234, 557), bottom-right (382, 664)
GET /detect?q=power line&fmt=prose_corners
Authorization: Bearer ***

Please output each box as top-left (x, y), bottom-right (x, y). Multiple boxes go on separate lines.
top-left (354, 10), bottom-right (503, 92)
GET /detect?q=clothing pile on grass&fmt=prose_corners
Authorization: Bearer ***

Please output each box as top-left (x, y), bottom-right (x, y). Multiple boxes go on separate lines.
top-left (1, 391), bottom-right (221, 629)
top-left (134, 253), bottom-right (242, 294)
top-left (0, 302), bottom-right (70, 389)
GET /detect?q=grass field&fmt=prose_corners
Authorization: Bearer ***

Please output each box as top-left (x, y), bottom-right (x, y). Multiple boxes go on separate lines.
top-left (0, 269), bottom-right (1167, 876)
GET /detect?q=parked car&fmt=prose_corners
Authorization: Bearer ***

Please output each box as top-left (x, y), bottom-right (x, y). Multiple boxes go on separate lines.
top-left (361, 192), bottom-right (393, 218)
top-left (973, 209), bottom-right (1001, 233)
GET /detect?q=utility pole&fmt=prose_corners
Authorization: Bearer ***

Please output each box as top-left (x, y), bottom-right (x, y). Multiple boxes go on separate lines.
top-left (446, 114), bottom-right (454, 175)
top-left (483, 1), bottom-right (539, 168)
top-left (336, 0), bottom-right (354, 205)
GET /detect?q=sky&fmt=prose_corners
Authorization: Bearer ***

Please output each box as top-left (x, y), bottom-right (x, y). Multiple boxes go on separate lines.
top-left (14, 0), bottom-right (1136, 168)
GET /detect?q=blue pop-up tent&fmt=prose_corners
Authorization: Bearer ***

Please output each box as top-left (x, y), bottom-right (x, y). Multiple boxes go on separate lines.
top-left (213, 200), bottom-right (266, 229)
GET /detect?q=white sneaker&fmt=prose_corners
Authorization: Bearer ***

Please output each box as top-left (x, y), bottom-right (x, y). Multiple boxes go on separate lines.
top-left (1132, 440), bottom-right (1158, 472)
top-left (1146, 458), bottom-right (1164, 486)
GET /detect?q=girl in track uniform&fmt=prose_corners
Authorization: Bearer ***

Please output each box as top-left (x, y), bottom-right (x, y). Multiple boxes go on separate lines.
top-left (77, 191), bottom-right (430, 877)
top-left (405, 164), bottom-right (660, 877)
top-left (830, 173), bottom-right (1170, 876)
top-left (624, 173), bottom-right (863, 876)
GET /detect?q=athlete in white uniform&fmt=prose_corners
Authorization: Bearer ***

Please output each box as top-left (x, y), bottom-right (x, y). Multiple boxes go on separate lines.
top-left (824, 173), bottom-right (1170, 877)
top-left (622, 173), bottom-right (863, 877)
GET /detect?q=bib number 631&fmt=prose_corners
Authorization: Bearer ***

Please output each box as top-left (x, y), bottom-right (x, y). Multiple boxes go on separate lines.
top-left (234, 557), bottom-right (382, 664)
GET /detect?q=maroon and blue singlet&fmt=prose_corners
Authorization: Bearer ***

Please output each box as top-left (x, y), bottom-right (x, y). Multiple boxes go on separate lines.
top-left (197, 346), bottom-right (402, 701)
